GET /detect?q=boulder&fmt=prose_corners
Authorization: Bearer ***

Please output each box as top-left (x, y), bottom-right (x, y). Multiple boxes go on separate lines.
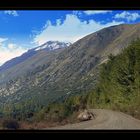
top-left (77, 109), bottom-right (95, 121)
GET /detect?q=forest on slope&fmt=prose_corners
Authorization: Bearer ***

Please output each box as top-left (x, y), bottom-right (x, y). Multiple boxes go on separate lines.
top-left (87, 39), bottom-right (140, 119)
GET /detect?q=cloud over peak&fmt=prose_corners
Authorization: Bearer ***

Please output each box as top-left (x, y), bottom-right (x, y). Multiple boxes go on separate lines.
top-left (33, 14), bottom-right (123, 45)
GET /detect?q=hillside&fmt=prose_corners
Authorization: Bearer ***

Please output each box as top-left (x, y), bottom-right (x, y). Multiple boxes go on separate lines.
top-left (0, 23), bottom-right (140, 122)
top-left (87, 39), bottom-right (140, 119)
top-left (0, 41), bottom-right (70, 82)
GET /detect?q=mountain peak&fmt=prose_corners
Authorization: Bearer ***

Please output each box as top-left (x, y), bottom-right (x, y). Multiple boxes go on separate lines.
top-left (33, 41), bottom-right (71, 51)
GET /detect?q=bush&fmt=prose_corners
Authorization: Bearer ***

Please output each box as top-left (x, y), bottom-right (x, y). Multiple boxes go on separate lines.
top-left (2, 119), bottom-right (20, 130)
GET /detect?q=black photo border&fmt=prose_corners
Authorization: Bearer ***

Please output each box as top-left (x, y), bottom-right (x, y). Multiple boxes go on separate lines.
top-left (0, 0), bottom-right (140, 137)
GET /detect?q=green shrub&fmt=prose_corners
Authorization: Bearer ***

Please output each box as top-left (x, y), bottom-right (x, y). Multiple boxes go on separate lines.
top-left (2, 119), bottom-right (20, 130)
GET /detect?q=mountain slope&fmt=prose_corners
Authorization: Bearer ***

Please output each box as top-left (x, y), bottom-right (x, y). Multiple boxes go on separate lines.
top-left (87, 38), bottom-right (140, 119)
top-left (1, 23), bottom-right (140, 108)
top-left (0, 41), bottom-right (70, 84)
top-left (0, 41), bottom-right (70, 73)
top-left (0, 49), bottom-right (36, 72)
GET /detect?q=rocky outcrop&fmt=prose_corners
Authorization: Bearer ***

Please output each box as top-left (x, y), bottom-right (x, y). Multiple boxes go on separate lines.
top-left (77, 109), bottom-right (95, 121)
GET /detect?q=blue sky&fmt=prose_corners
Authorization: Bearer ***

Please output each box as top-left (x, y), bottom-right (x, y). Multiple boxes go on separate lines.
top-left (1, 10), bottom-right (140, 65)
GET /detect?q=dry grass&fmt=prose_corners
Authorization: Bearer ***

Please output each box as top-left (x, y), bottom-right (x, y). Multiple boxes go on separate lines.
top-left (18, 111), bottom-right (80, 129)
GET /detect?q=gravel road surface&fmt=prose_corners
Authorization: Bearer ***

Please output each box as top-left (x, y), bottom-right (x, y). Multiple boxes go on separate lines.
top-left (48, 109), bottom-right (140, 129)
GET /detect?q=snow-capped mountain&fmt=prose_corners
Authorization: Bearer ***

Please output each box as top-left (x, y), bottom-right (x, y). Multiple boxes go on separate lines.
top-left (33, 41), bottom-right (71, 51)
top-left (0, 41), bottom-right (71, 72)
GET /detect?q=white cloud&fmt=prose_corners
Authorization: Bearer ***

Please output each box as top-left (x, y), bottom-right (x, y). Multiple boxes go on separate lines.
top-left (0, 38), bottom-right (8, 43)
top-left (33, 14), bottom-right (123, 45)
top-left (0, 42), bottom-right (27, 65)
top-left (114, 11), bottom-right (140, 21)
top-left (4, 10), bottom-right (19, 17)
top-left (72, 11), bottom-right (83, 17)
top-left (7, 43), bottom-right (17, 49)
top-left (0, 38), bottom-right (8, 46)
top-left (83, 10), bottom-right (112, 15)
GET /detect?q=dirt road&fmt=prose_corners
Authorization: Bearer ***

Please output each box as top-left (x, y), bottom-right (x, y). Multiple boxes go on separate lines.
top-left (49, 109), bottom-right (140, 129)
